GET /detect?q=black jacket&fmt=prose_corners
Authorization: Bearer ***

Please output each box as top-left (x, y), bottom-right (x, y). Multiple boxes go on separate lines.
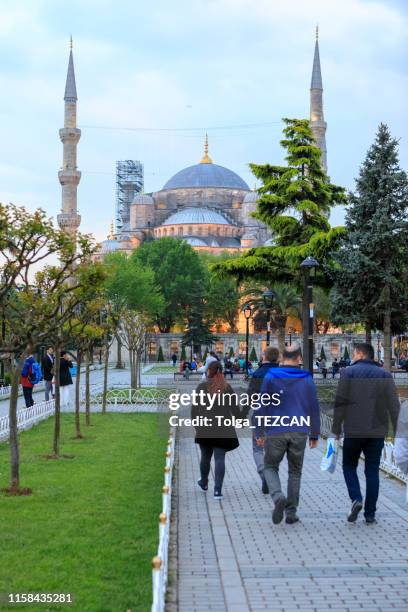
top-left (60, 358), bottom-right (73, 387)
top-left (191, 381), bottom-right (240, 451)
top-left (332, 359), bottom-right (400, 438)
top-left (41, 354), bottom-right (55, 382)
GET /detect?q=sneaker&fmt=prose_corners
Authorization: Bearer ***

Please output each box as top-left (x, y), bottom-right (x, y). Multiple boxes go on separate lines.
top-left (214, 489), bottom-right (223, 500)
top-left (197, 480), bottom-right (208, 492)
top-left (347, 500), bottom-right (363, 522)
top-left (285, 515), bottom-right (300, 525)
top-left (272, 495), bottom-right (286, 524)
top-left (365, 516), bottom-right (377, 525)
top-left (261, 478), bottom-right (269, 495)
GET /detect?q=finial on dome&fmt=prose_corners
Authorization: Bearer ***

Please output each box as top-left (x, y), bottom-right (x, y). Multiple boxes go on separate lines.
top-left (316, 24), bottom-right (319, 40)
top-left (200, 133), bottom-right (213, 164)
top-left (108, 221), bottom-right (115, 239)
top-left (70, 35), bottom-right (73, 50)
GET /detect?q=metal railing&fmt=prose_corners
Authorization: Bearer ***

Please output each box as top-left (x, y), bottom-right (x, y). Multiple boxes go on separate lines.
top-left (320, 412), bottom-right (407, 483)
top-left (0, 399), bottom-right (55, 442)
top-left (151, 427), bottom-right (176, 612)
top-left (89, 387), bottom-right (172, 406)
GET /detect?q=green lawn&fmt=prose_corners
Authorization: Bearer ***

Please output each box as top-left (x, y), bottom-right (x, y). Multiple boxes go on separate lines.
top-left (146, 365), bottom-right (177, 374)
top-left (0, 413), bottom-right (167, 611)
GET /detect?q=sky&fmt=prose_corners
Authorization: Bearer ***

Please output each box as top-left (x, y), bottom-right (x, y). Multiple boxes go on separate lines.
top-left (0, 0), bottom-right (407, 240)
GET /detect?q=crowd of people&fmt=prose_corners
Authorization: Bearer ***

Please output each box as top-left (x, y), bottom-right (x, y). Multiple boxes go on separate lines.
top-left (177, 351), bottom-right (253, 380)
top-left (191, 342), bottom-right (405, 526)
top-left (20, 347), bottom-right (74, 409)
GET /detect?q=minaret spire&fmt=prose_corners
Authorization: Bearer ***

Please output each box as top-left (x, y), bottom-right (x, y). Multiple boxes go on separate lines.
top-left (310, 26), bottom-right (327, 172)
top-left (58, 38), bottom-right (81, 239)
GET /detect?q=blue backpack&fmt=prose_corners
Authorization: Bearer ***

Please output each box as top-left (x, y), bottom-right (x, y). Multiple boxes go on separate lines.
top-left (29, 362), bottom-right (42, 385)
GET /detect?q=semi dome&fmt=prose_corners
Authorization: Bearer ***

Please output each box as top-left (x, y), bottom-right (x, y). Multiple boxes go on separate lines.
top-left (184, 237), bottom-right (208, 247)
top-left (162, 207), bottom-right (232, 226)
top-left (132, 193), bottom-right (154, 205)
top-left (243, 191), bottom-right (259, 204)
top-left (222, 237), bottom-right (241, 248)
top-left (162, 163), bottom-right (249, 191)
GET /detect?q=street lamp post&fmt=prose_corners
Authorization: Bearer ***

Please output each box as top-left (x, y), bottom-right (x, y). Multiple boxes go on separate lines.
top-left (300, 257), bottom-right (319, 375)
top-left (243, 305), bottom-right (253, 374)
top-left (262, 290), bottom-right (274, 347)
top-left (377, 333), bottom-right (381, 362)
top-left (288, 325), bottom-right (294, 347)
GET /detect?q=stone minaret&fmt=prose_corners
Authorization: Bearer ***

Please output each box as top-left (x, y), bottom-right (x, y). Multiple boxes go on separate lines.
top-left (58, 38), bottom-right (81, 238)
top-left (310, 26), bottom-right (327, 172)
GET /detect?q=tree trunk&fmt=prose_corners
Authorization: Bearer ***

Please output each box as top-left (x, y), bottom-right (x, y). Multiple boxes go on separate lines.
top-left (75, 349), bottom-right (82, 438)
top-left (116, 334), bottom-right (123, 369)
top-left (53, 348), bottom-right (61, 457)
top-left (277, 326), bottom-right (286, 356)
top-left (383, 287), bottom-right (392, 372)
top-left (8, 359), bottom-right (24, 489)
top-left (85, 352), bottom-right (91, 426)
top-left (138, 354), bottom-right (142, 387)
top-left (365, 323), bottom-right (372, 344)
top-left (102, 344), bottom-right (109, 414)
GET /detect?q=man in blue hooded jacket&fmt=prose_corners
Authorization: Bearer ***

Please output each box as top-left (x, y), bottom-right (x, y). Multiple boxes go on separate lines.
top-left (256, 344), bottom-right (320, 525)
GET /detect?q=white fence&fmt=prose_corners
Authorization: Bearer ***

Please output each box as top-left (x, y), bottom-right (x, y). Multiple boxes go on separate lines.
top-left (151, 427), bottom-right (176, 612)
top-left (0, 399), bottom-right (55, 442)
top-left (320, 412), bottom-right (407, 483)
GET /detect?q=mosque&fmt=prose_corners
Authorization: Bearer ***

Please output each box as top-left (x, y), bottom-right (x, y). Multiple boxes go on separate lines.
top-left (57, 31), bottom-right (327, 258)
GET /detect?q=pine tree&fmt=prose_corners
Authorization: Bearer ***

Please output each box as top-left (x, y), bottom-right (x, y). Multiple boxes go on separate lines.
top-left (228, 346), bottom-right (234, 358)
top-left (331, 124), bottom-right (408, 370)
top-left (249, 347), bottom-right (258, 362)
top-left (180, 345), bottom-right (186, 361)
top-left (157, 345), bottom-right (164, 362)
top-left (343, 346), bottom-right (350, 362)
top-left (320, 346), bottom-right (326, 361)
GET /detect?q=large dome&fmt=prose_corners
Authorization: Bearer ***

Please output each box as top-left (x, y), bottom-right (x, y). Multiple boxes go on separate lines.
top-left (162, 162), bottom-right (249, 191)
top-left (162, 207), bottom-right (232, 226)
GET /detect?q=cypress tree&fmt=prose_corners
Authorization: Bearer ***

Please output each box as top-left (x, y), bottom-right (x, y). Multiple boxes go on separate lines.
top-left (157, 345), bottom-right (164, 362)
top-left (249, 347), bottom-right (258, 362)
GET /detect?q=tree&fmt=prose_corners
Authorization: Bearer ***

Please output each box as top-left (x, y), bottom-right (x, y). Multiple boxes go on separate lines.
top-left (228, 346), bottom-right (234, 358)
top-left (249, 347), bottom-right (258, 362)
top-left (118, 310), bottom-right (146, 388)
top-left (199, 252), bottom-right (241, 332)
top-left (133, 237), bottom-right (207, 332)
top-left (331, 124), bottom-right (408, 370)
top-left (0, 204), bottom-right (99, 490)
top-left (157, 345), bottom-right (164, 362)
top-left (343, 346), bottom-right (350, 361)
top-left (320, 346), bottom-right (327, 361)
top-left (182, 281), bottom-right (216, 356)
top-left (180, 345), bottom-right (187, 361)
top-left (212, 118), bottom-right (346, 361)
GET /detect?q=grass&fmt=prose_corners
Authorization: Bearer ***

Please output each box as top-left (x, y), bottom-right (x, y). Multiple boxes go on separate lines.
top-left (0, 413), bottom-right (167, 611)
top-left (145, 365), bottom-right (177, 374)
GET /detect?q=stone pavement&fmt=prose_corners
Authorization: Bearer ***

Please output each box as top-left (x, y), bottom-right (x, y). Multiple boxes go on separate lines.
top-left (172, 432), bottom-right (408, 612)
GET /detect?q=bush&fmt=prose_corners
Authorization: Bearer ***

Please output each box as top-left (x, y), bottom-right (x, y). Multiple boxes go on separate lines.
top-left (343, 346), bottom-right (350, 361)
top-left (228, 346), bottom-right (234, 358)
top-left (157, 346), bottom-right (165, 362)
top-left (320, 346), bottom-right (327, 361)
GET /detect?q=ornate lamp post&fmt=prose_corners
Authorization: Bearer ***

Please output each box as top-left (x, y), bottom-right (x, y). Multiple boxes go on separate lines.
top-left (243, 304), bottom-right (253, 374)
top-left (288, 325), bottom-right (294, 347)
top-left (262, 289), bottom-right (274, 347)
top-left (300, 256), bottom-right (319, 375)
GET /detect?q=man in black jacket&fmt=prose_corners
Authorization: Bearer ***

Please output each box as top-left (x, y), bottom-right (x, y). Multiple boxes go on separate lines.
top-left (332, 342), bottom-right (400, 524)
top-left (41, 346), bottom-right (55, 401)
top-left (246, 346), bottom-right (280, 494)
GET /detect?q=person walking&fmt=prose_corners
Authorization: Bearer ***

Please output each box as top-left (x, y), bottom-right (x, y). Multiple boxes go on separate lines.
top-left (331, 358), bottom-right (339, 379)
top-left (192, 361), bottom-right (240, 499)
top-left (256, 344), bottom-right (320, 524)
top-left (20, 354), bottom-right (36, 408)
top-left (171, 352), bottom-right (177, 367)
top-left (332, 342), bottom-right (400, 524)
top-left (245, 347), bottom-right (280, 494)
top-left (224, 355), bottom-right (234, 380)
top-left (59, 351), bottom-right (74, 410)
top-left (41, 346), bottom-right (55, 401)
top-left (320, 357), bottom-right (328, 379)
top-left (197, 350), bottom-right (219, 380)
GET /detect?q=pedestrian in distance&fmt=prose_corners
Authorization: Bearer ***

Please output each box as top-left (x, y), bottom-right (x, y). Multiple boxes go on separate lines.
top-left (197, 350), bottom-right (219, 380)
top-left (171, 352), bottom-right (177, 367)
top-left (332, 342), bottom-right (400, 524)
top-left (256, 344), bottom-right (320, 525)
top-left (59, 351), bottom-right (74, 411)
top-left (192, 360), bottom-right (240, 499)
top-left (331, 358), bottom-right (339, 379)
top-left (41, 346), bottom-right (55, 401)
top-left (320, 357), bottom-right (328, 379)
top-left (245, 346), bottom-right (280, 494)
top-left (20, 354), bottom-right (39, 408)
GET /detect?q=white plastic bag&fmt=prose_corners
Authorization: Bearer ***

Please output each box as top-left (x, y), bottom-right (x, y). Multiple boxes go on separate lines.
top-left (320, 437), bottom-right (338, 474)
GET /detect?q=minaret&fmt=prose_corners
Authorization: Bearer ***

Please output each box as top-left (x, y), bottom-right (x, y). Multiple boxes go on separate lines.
top-left (58, 37), bottom-right (81, 238)
top-left (310, 26), bottom-right (327, 172)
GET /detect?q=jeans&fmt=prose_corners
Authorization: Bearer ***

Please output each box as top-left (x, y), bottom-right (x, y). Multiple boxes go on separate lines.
top-left (224, 369), bottom-right (233, 379)
top-left (252, 431), bottom-right (265, 480)
top-left (45, 380), bottom-right (54, 401)
top-left (342, 437), bottom-right (384, 519)
top-left (199, 444), bottom-right (227, 492)
top-left (264, 433), bottom-right (307, 517)
top-left (22, 386), bottom-right (34, 408)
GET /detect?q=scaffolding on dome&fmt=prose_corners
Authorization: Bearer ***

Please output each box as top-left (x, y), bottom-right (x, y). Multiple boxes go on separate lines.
top-left (115, 160), bottom-right (144, 233)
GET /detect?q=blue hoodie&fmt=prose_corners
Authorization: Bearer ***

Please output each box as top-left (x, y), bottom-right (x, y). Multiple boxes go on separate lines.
top-left (255, 366), bottom-right (320, 439)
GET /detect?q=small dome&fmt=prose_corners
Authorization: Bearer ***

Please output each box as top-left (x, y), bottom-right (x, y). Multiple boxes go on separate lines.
top-left (242, 232), bottom-right (256, 240)
top-left (208, 238), bottom-right (219, 247)
top-left (264, 237), bottom-right (275, 246)
top-left (184, 237), bottom-right (208, 247)
top-left (162, 163), bottom-right (249, 191)
top-left (162, 207), bottom-right (232, 226)
top-left (100, 239), bottom-right (120, 253)
top-left (243, 191), bottom-right (259, 204)
top-left (132, 193), bottom-right (154, 205)
top-left (222, 237), bottom-right (240, 248)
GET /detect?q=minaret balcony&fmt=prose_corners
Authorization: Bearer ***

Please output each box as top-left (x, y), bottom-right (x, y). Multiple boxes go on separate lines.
top-left (59, 127), bottom-right (81, 142)
top-left (57, 212), bottom-right (81, 229)
top-left (58, 169), bottom-right (81, 185)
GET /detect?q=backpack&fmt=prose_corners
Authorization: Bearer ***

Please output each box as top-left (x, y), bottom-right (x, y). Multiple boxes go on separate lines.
top-left (28, 361), bottom-right (42, 385)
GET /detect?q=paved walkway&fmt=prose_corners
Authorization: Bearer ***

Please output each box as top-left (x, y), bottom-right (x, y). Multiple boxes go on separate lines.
top-left (173, 433), bottom-right (408, 612)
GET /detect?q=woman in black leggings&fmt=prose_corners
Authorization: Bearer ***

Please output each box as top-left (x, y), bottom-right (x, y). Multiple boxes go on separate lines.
top-left (192, 360), bottom-right (240, 499)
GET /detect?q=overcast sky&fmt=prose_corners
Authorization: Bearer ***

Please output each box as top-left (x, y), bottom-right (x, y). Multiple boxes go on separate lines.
top-left (0, 0), bottom-right (407, 240)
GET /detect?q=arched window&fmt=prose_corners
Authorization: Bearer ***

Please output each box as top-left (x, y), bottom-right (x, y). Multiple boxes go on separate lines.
top-left (178, 226), bottom-right (183, 236)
